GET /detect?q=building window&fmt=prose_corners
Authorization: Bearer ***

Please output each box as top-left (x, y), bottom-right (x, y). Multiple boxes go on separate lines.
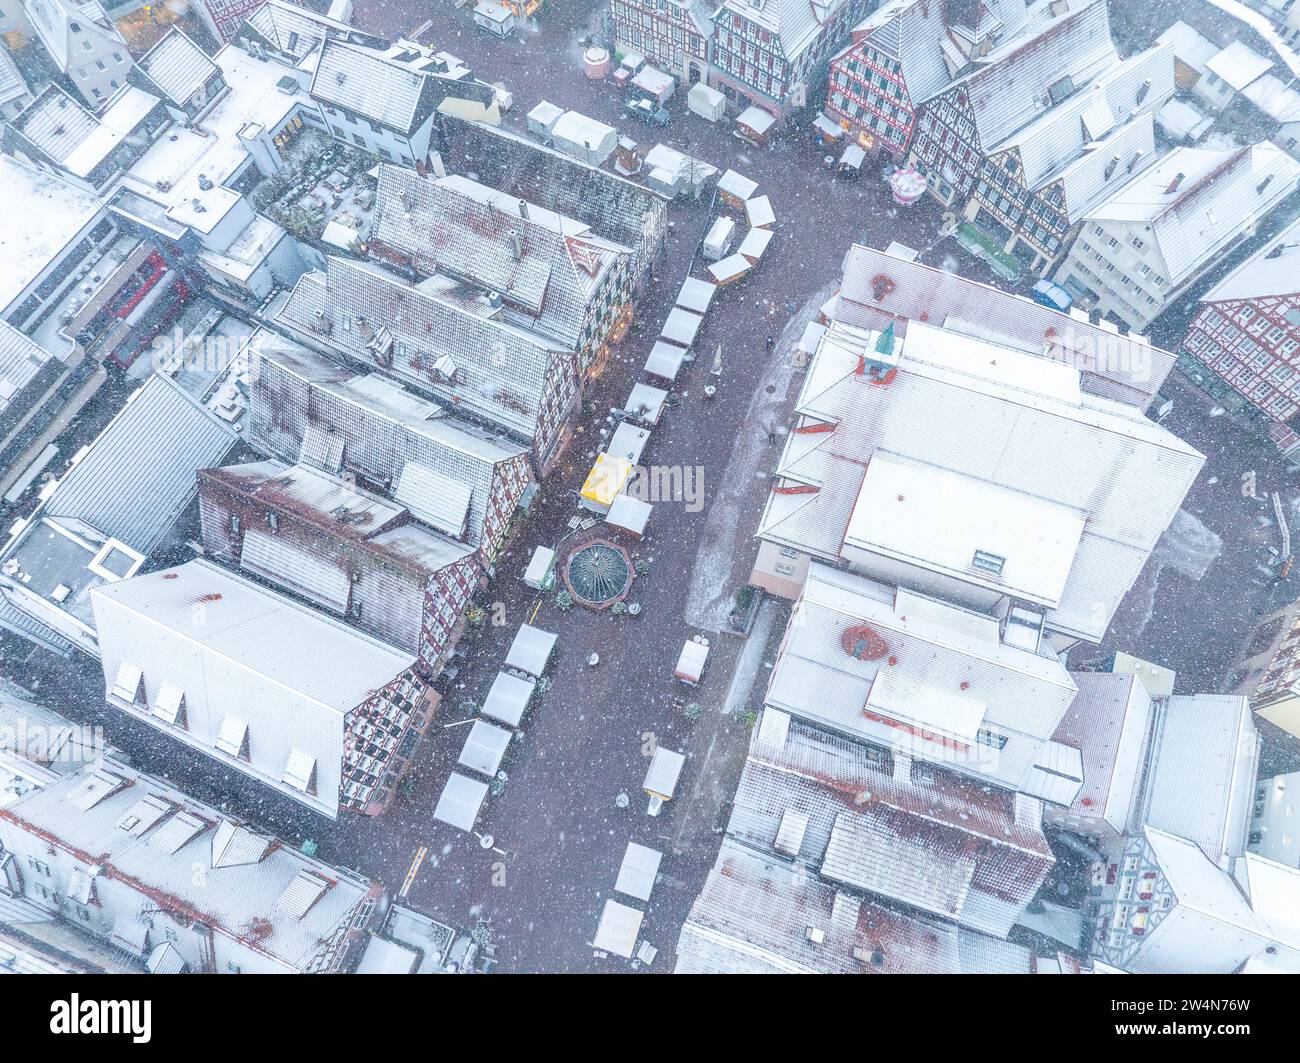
top-left (975, 728), bottom-right (1008, 749)
top-left (971, 549), bottom-right (1005, 575)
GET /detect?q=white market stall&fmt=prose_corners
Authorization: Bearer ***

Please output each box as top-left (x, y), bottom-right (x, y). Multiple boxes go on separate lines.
top-left (506, 623), bottom-right (557, 677)
top-left (702, 216), bottom-right (736, 261)
top-left (717, 169), bottom-right (758, 210)
top-left (551, 111), bottom-right (617, 166)
top-left (605, 494), bottom-right (652, 539)
top-left (838, 142), bottom-right (866, 174)
top-left (482, 670), bottom-right (535, 727)
top-left (615, 842), bottom-right (663, 902)
top-left (642, 746), bottom-right (686, 816)
top-left (675, 276), bottom-right (716, 315)
top-left (746, 194), bottom-right (775, 229)
top-left (644, 340), bottom-right (687, 382)
top-left (625, 381), bottom-right (669, 425)
top-left (631, 65), bottom-right (675, 104)
top-left (523, 545), bottom-right (556, 590)
top-left (687, 81), bottom-right (725, 122)
top-left (433, 772), bottom-right (489, 832)
top-left (608, 421), bottom-right (650, 465)
top-left (674, 635), bottom-right (710, 684)
top-left (458, 719), bottom-right (513, 778)
top-left (813, 111), bottom-right (845, 143)
top-left (527, 100), bottom-right (565, 141)
top-left (738, 226), bottom-right (773, 264)
top-left (734, 105), bottom-right (776, 146)
top-left (660, 307), bottom-right (703, 349)
top-left (707, 253), bottom-right (752, 286)
top-left (593, 899), bottom-right (643, 958)
top-left (473, 1), bottom-right (515, 38)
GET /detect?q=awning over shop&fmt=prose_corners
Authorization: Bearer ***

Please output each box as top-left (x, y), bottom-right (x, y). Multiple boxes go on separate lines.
top-left (458, 719), bottom-right (513, 778)
top-left (433, 772), bottom-right (489, 832)
top-left (505, 623), bottom-right (557, 678)
top-left (482, 670), bottom-right (535, 727)
top-left (615, 842), bottom-right (662, 902)
top-left (593, 899), bottom-right (643, 958)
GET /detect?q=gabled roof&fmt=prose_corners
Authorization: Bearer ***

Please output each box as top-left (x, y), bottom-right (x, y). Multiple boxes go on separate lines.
top-left (370, 166), bottom-right (631, 352)
top-left (45, 375), bottom-right (238, 556)
top-left (1086, 142), bottom-right (1300, 287)
top-left (1201, 212), bottom-right (1300, 304)
top-left (944, 0), bottom-right (1117, 147)
top-left (24, 0), bottom-right (123, 72)
top-left (0, 48), bottom-right (30, 109)
top-left (675, 838), bottom-right (1034, 974)
top-left (720, 0), bottom-right (856, 64)
top-left (1205, 41), bottom-right (1272, 93)
top-left (727, 708), bottom-right (1054, 937)
top-left (1240, 73), bottom-right (1300, 124)
top-left (310, 39), bottom-right (437, 135)
top-left (0, 321), bottom-right (57, 421)
top-left (240, 0), bottom-right (381, 61)
top-left (136, 29), bottom-right (219, 107)
top-left (1141, 695), bottom-right (1258, 867)
top-left (840, 0), bottom-right (951, 104)
top-left (276, 255), bottom-right (561, 442)
top-left (0, 759), bottom-right (373, 969)
top-left (834, 243), bottom-right (1173, 404)
top-left (1156, 19), bottom-right (1218, 76)
top-left (1146, 827), bottom-right (1261, 932)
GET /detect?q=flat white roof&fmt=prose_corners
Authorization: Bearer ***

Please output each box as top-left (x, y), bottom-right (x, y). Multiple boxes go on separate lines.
top-left (606, 494), bottom-right (652, 536)
top-left (844, 452), bottom-right (1088, 606)
top-left (625, 382), bottom-right (668, 424)
top-left (615, 842), bottom-right (662, 902)
top-left (505, 624), bottom-right (556, 677)
top-left (481, 670), bottom-right (534, 727)
top-left (736, 106), bottom-right (775, 134)
top-left (865, 669), bottom-right (986, 745)
top-left (458, 719), bottom-right (513, 778)
top-left (594, 899), bottom-right (643, 957)
top-left (433, 772), bottom-right (489, 832)
top-left (746, 195), bottom-right (775, 228)
top-left (717, 169), bottom-right (757, 201)
top-left (608, 421), bottom-right (649, 465)
top-left (708, 253), bottom-right (752, 283)
top-left (900, 321), bottom-right (1084, 405)
top-left (660, 307), bottom-right (703, 349)
top-left (645, 340), bottom-right (687, 381)
top-left (644, 746), bottom-right (685, 796)
top-left (675, 277), bottom-right (716, 315)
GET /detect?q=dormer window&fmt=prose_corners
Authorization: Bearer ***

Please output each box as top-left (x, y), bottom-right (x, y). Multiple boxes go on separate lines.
top-left (971, 549), bottom-right (1005, 576)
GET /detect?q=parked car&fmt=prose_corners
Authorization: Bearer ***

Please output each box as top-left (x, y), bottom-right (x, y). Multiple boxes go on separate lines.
top-left (1031, 278), bottom-right (1073, 313)
top-left (625, 97), bottom-right (670, 127)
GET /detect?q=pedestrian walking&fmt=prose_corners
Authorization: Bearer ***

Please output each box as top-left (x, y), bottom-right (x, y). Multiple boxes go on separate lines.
top-left (765, 334), bottom-right (775, 351)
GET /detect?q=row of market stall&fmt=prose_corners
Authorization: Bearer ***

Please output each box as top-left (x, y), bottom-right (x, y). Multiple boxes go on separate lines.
top-left (432, 622), bottom-right (559, 834)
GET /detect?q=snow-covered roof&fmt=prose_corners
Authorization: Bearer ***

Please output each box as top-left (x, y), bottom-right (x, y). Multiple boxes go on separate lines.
top-left (136, 29), bottom-right (219, 107)
top-left (0, 155), bottom-right (103, 312)
top-left (44, 374), bottom-right (238, 556)
top-left (0, 48), bottom-right (30, 109)
top-left (1050, 671), bottom-right (1152, 833)
top-left (1085, 142), bottom-right (1300, 287)
top-left (1205, 40), bottom-right (1272, 93)
top-left (1146, 827), bottom-right (1262, 932)
top-left (1240, 73), bottom-right (1300, 124)
top-left (1156, 97), bottom-right (1215, 142)
top-left (311, 39), bottom-right (437, 135)
top-left (0, 759), bottom-right (375, 971)
top-left (240, 0), bottom-right (383, 60)
top-left (943, 0), bottom-right (1118, 147)
top-left (276, 255), bottom-right (561, 443)
top-left (760, 317), bottom-right (1203, 642)
top-left (1142, 695), bottom-right (1257, 866)
top-left (838, 0), bottom-right (952, 105)
top-left (764, 563), bottom-right (1076, 786)
top-left (834, 243), bottom-right (1174, 405)
top-left (720, 0), bottom-right (856, 63)
top-left (369, 165), bottom-right (631, 353)
top-left (675, 838), bottom-right (1034, 974)
top-left (728, 707), bottom-right (1054, 937)
top-left (1156, 19), bottom-right (1220, 75)
top-left (1202, 214), bottom-right (1300, 304)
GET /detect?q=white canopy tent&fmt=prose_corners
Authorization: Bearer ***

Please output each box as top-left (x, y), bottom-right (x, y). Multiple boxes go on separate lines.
top-left (615, 842), bottom-right (663, 902)
top-left (644, 340), bottom-right (687, 382)
top-left (434, 772), bottom-right (489, 832)
top-left (675, 276), bottom-right (716, 315)
top-left (481, 670), bottom-right (536, 727)
top-left (606, 494), bottom-right (652, 538)
top-left (458, 719), bottom-right (513, 778)
top-left (659, 307), bottom-right (704, 349)
top-left (625, 382), bottom-right (668, 425)
top-left (707, 253), bottom-right (752, 285)
top-left (608, 421), bottom-right (650, 465)
top-left (746, 195), bottom-right (775, 228)
top-left (593, 899), bottom-right (643, 958)
top-left (506, 624), bottom-right (557, 677)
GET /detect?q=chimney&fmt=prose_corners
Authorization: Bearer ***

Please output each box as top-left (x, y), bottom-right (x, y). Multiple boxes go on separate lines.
top-left (1258, 174), bottom-right (1275, 195)
top-left (519, 200), bottom-right (529, 221)
top-left (508, 229), bottom-right (523, 261)
top-left (1126, 149), bottom-right (1144, 174)
top-left (1104, 153), bottom-right (1120, 179)
top-left (1165, 171), bottom-right (1185, 194)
